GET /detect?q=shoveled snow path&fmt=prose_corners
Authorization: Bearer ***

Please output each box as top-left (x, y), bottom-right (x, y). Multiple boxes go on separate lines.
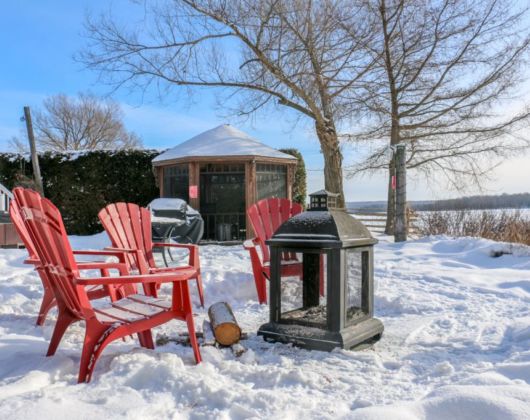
top-left (0, 234), bottom-right (529, 419)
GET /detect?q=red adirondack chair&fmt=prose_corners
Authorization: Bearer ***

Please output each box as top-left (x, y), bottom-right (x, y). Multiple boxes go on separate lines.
top-left (17, 188), bottom-right (201, 383)
top-left (98, 203), bottom-right (204, 306)
top-left (10, 188), bottom-right (135, 326)
top-left (244, 198), bottom-right (306, 304)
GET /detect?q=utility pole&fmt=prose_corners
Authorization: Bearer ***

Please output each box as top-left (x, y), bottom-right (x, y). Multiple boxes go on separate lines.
top-left (394, 143), bottom-right (407, 242)
top-left (23, 106), bottom-right (44, 196)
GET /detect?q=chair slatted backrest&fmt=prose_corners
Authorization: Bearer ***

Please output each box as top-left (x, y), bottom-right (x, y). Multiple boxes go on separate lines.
top-left (98, 203), bottom-right (155, 272)
top-left (17, 188), bottom-right (90, 319)
top-left (9, 193), bottom-right (39, 260)
top-left (248, 198), bottom-right (303, 263)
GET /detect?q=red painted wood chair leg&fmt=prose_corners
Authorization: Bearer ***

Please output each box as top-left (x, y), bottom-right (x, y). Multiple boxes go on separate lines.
top-left (36, 289), bottom-right (56, 326)
top-left (254, 271), bottom-right (267, 305)
top-left (180, 280), bottom-right (201, 364)
top-left (261, 272), bottom-right (269, 304)
top-left (137, 331), bottom-right (155, 349)
top-left (195, 275), bottom-right (205, 307)
top-left (137, 332), bottom-right (146, 348)
top-left (47, 308), bottom-right (77, 357)
top-left (144, 330), bottom-right (155, 349)
top-left (78, 322), bottom-right (109, 383)
top-left (186, 313), bottom-right (202, 364)
top-left (142, 282), bottom-right (159, 298)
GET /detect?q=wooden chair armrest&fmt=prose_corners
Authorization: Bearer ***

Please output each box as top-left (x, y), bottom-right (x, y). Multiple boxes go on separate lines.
top-left (75, 269), bottom-right (196, 286)
top-left (103, 246), bottom-right (137, 253)
top-left (77, 261), bottom-right (129, 274)
top-left (152, 242), bottom-right (197, 251)
top-left (103, 246), bottom-right (150, 273)
top-left (243, 239), bottom-right (258, 250)
top-left (24, 257), bottom-right (40, 266)
top-left (149, 265), bottom-right (196, 274)
top-left (152, 243), bottom-right (199, 271)
top-left (73, 248), bottom-right (130, 266)
top-left (73, 249), bottom-right (126, 257)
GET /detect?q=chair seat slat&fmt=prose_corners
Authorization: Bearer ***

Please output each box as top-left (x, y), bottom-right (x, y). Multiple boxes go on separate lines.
top-left (112, 298), bottom-right (166, 317)
top-left (128, 294), bottom-right (172, 309)
top-left (94, 306), bottom-right (146, 323)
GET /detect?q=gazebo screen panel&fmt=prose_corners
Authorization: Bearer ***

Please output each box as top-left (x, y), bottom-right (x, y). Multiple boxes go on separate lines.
top-left (163, 164), bottom-right (189, 200)
top-left (256, 164), bottom-right (287, 201)
top-left (199, 163), bottom-right (246, 241)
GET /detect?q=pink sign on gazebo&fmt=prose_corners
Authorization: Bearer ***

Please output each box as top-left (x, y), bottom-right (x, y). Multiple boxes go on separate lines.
top-left (189, 185), bottom-right (198, 199)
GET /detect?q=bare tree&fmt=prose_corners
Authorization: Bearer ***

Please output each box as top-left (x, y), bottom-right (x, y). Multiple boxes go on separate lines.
top-left (80, 0), bottom-right (379, 208)
top-left (16, 93), bottom-right (142, 152)
top-left (345, 0), bottom-right (530, 238)
top-left (8, 136), bottom-right (27, 153)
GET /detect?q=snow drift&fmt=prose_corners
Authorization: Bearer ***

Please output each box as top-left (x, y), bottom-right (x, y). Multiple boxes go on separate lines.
top-left (0, 235), bottom-right (529, 419)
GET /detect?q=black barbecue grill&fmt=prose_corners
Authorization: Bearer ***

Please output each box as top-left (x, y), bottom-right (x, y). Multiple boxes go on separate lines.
top-left (148, 198), bottom-right (204, 265)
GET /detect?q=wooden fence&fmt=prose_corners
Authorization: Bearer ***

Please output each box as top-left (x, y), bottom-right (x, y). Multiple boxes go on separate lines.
top-left (0, 183), bottom-right (22, 248)
top-left (0, 182), bottom-right (12, 214)
top-left (348, 209), bottom-right (420, 236)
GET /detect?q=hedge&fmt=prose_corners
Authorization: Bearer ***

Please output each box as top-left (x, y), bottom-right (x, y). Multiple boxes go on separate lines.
top-left (0, 150), bottom-right (159, 235)
top-left (0, 147), bottom-right (306, 235)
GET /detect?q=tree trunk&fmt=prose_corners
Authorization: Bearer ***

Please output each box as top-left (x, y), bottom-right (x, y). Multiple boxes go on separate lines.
top-left (380, 0), bottom-right (407, 239)
top-left (384, 159), bottom-right (395, 235)
top-left (316, 121), bottom-right (345, 208)
top-left (394, 144), bottom-right (407, 242)
top-left (385, 116), bottom-right (400, 236)
top-left (23, 106), bottom-right (45, 196)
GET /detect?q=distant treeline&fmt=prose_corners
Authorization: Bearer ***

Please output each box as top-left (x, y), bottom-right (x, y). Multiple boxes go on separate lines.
top-left (348, 193), bottom-right (530, 212)
top-left (414, 193), bottom-right (530, 211)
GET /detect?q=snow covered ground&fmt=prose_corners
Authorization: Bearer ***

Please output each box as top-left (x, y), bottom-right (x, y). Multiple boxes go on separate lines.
top-left (1, 233), bottom-right (530, 419)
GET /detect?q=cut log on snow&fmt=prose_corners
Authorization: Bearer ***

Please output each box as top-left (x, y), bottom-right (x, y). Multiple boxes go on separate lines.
top-left (202, 320), bottom-right (217, 346)
top-left (208, 302), bottom-right (241, 346)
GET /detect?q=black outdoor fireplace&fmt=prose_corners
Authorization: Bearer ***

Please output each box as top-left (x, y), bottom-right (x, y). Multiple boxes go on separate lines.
top-left (258, 190), bottom-right (384, 351)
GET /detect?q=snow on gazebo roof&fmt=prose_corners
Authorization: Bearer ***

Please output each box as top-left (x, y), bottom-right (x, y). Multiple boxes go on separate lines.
top-left (152, 124), bottom-right (297, 164)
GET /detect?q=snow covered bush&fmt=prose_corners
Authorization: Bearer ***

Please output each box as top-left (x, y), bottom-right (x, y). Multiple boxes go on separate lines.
top-left (278, 148), bottom-right (306, 207)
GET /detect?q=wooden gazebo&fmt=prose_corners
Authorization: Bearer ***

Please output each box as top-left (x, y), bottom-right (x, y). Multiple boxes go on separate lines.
top-left (152, 124), bottom-right (298, 241)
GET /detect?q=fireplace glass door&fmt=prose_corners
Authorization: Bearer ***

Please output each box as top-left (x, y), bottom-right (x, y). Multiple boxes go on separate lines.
top-left (345, 248), bottom-right (369, 325)
top-left (279, 250), bottom-right (328, 329)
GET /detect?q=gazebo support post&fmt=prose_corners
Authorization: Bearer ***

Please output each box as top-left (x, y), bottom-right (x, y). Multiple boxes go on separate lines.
top-left (287, 165), bottom-right (294, 203)
top-left (188, 162), bottom-right (200, 210)
top-left (245, 160), bottom-right (257, 239)
top-left (157, 167), bottom-right (164, 197)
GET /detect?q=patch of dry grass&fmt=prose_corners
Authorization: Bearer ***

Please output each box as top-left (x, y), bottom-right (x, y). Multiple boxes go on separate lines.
top-left (418, 210), bottom-right (530, 246)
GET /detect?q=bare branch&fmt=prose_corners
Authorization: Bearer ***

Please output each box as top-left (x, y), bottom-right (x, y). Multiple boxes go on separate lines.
top-left (33, 93), bottom-right (142, 152)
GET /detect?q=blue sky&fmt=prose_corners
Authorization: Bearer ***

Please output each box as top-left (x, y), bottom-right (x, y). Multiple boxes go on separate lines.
top-left (1, 0), bottom-right (529, 202)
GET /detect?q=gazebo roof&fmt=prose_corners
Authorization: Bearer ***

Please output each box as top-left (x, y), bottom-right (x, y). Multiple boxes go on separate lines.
top-left (152, 124), bottom-right (297, 164)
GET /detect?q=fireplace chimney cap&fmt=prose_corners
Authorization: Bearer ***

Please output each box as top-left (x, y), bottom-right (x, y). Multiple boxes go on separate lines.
top-left (267, 209), bottom-right (378, 248)
top-left (308, 189), bottom-right (341, 211)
